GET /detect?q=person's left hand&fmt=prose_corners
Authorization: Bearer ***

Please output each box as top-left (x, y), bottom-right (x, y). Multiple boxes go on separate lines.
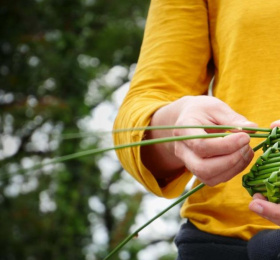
top-left (249, 193), bottom-right (280, 225)
top-left (249, 120), bottom-right (280, 226)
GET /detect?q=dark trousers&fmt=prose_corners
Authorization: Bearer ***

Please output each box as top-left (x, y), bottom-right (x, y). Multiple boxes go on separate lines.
top-left (175, 221), bottom-right (280, 260)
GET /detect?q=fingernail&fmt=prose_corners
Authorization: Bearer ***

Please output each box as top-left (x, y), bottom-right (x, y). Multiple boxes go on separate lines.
top-left (250, 202), bottom-right (263, 214)
top-left (252, 194), bottom-right (259, 200)
top-left (241, 146), bottom-right (252, 161)
top-left (252, 193), bottom-right (264, 200)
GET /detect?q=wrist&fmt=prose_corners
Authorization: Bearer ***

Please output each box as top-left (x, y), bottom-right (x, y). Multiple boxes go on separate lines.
top-left (141, 98), bottom-right (187, 180)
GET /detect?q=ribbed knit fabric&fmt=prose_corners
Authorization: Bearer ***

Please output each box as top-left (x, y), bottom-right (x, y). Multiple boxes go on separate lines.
top-left (174, 221), bottom-right (249, 260)
top-left (247, 229), bottom-right (280, 260)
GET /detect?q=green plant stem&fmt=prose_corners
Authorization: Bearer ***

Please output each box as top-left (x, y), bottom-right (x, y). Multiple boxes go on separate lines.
top-left (257, 167), bottom-right (280, 175)
top-left (112, 125), bottom-right (272, 134)
top-left (252, 139), bottom-right (267, 152)
top-left (16, 133), bottom-right (268, 175)
top-left (57, 125), bottom-right (273, 140)
top-left (262, 157), bottom-right (280, 164)
top-left (258, 162), bottom-right (280, 170)
top-left (103, 183), bottom-right (205, 260)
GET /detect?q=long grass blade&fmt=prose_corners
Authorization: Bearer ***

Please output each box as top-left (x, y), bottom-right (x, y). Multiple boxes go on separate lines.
top-left (56, 125), bottom-right (272, 140)
top-left (13, 132), bottom-right (268, 175)
top-left (112, 125), bottom-right (271, 134)
top-left (103, 183), bottom-right (205, 260)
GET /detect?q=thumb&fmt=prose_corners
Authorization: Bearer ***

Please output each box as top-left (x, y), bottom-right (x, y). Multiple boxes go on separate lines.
top-left (213, 102), bottom-right (257, 129)
top-left (270, 120), bottom-right (280, 129)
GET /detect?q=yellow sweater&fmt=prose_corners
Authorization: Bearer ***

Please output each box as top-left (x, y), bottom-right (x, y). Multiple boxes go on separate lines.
top-left (113, 0), bottom-right (280, 240)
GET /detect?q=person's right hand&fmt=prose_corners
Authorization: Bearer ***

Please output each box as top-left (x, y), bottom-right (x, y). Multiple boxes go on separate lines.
top-left (141, 96), bottom-right (257, 186)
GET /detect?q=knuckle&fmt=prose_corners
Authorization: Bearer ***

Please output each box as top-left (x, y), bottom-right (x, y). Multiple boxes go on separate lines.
top-left (173, 128), bottom-right (181, 137)
top-left (174, 143), bottom-right (183, 158)
top-left (226, 156), bottom-right (238, 169)
top-left (270, 208), bottom-right (280, 219)
top-left (191, 164), bottom-right (204, 177)
top-left (206, 180), bottom-right (218, 187)
top-left (223, 141), bottom-right (232, 153)
top-left (189, 140), bottom-right (208, 157)
top-left (192, 164), bottom-right (212, 182)
top-left (202, 173), bottom-right (219, 186)
top-left (185, 139), bottom-right (196, 148)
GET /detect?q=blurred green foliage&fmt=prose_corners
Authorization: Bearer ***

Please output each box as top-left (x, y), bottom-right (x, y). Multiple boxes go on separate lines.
top-left (0, 0), bottom-right (151, 259)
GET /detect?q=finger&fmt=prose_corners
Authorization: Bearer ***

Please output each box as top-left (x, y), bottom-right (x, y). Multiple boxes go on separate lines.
top-left (175, 142), bottom-right (254, 186)
top-left (270, 120), bottom-right (280, 128)
top-left (187, 97), bottom-right (258, 130)
top-left (252, 193), bottom-right (267, 200)
top-left (210, 145), bottom-right (254, 185)
top-left (183, 132), bottom-right (251, 158)
top-left (174, 114), bottom-right (252, 158)
top-left (249, 199), bottom-right (280, 225)
top-left (214, 111), bottom-right (257, 130)
top-left (205, 99), bottom-right (258, 134)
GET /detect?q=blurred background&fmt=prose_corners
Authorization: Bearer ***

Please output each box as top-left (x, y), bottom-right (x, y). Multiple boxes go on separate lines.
top-left (0, 0), bottom-right (182, 259)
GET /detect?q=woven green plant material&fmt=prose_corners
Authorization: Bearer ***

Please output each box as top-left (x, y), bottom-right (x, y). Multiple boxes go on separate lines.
top-left (243, 127), bottom-right (280, 203)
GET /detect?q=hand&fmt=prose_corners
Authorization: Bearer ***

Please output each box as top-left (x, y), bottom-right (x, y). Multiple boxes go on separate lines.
top-left (249, 193), bottom-right (280, 225)
top-left (141, 96), bottom-right (257, 186)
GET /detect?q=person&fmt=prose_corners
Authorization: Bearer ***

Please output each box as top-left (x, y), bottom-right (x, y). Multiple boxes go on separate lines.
top-left (113, 0), bottom-right (280, 259)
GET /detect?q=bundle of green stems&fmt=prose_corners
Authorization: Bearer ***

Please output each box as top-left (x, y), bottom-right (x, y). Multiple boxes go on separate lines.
top-left (242, 127), bottom-right (280, 203)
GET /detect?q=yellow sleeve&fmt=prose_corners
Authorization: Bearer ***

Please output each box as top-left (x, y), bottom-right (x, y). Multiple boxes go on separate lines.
top-left (113, 0), bottom-right (212, 198)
